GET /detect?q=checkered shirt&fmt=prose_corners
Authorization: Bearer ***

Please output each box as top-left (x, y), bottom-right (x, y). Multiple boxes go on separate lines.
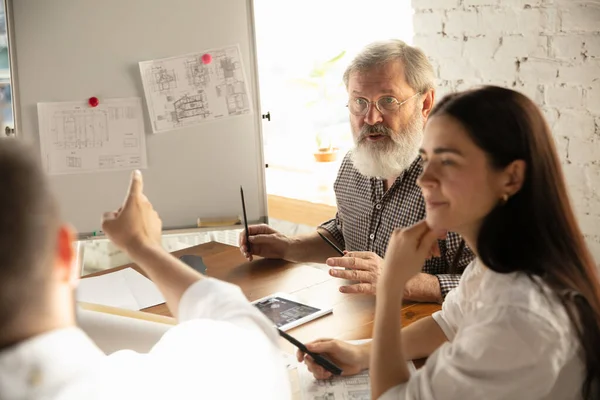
top-left (320, 151), bottom-right (475, 298)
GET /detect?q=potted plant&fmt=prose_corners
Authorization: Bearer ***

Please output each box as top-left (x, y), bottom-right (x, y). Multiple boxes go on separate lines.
top-left (313, 131), bottom-right (339, 162)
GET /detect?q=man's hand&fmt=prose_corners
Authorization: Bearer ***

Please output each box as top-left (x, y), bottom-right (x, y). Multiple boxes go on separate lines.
top-left (238, 224), bottom-right (292, 261)
top-left (101, 170), bottom-right (162, 254)
top-left (326, 251), bottom-right (383, 295)
top-left (296, 339), bottom-right (369, 380)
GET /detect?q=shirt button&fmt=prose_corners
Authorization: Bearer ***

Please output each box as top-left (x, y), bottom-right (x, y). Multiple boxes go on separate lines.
top-left (375, 204), bottom-right (382, 210)
top-left (369, 233), bottom-right (375, 240)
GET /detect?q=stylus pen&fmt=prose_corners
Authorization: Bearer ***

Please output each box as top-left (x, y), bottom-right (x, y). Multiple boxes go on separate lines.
top-left (240, 186), bottom-right (252, 253)
top-left (317, 231), bottom-right (344, 256)
top-left (277, 328), bottom-right (343, 375)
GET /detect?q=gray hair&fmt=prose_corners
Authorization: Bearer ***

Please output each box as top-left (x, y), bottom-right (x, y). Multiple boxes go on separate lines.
top-left (343, 39), bottom-right (435, 94)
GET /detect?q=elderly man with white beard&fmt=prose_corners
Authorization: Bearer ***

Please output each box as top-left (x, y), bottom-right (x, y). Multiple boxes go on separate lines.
top-left (239, 40), bottom-right (474, 303)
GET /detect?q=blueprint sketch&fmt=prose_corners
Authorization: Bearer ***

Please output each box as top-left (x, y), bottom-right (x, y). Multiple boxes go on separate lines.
top-left (139, 45), bottom-right (252, 133)
top-left (298, 339), bottom-right (416, 400)
top-left (298, 365), bottom-right (372, 400)
top-left (37, 98), bottom-right (147, 175)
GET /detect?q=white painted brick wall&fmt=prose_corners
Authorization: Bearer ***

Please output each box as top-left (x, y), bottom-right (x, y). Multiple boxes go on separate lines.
top-left (413, 11), bottom-right (445, 35)
top-left (519, 58), bottom-right (559, 83)
top-left (551, 35), bottom-right (584, 60)
top-left (464, 36), bottom-right (501, 59)
top-left (463, 0), bottom-right (497, 7)
top-left (496, 35), bottom-right (547, 59)
top-left (554, 111), bottom-right (595, 141)
top-left (585, 35), bottom-right (600, 58)
top-left (444, 10), bottom-right (483, 35)
top-left (588, 86), bottom-right (600, 114)
top-left (412, 0), bottom-right (600, 264)
top-left (545, 85), bottom-right (583, 109)
top-left (561, 5), bottom-right (600, 32)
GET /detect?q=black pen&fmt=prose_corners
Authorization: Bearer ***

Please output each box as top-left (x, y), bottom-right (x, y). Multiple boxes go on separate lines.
top-left (317, 231), bottom-right (344, 256)
top-left (278, 329), bottom-right (343, 375)
top-left (240, 186), bottom-right (252, 253)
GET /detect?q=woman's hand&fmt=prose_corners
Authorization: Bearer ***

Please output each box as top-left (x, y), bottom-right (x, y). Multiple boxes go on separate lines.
top-left (296, 339), bottom-right (370, 380)
top-left (381, 220), bottom-right (443, 292)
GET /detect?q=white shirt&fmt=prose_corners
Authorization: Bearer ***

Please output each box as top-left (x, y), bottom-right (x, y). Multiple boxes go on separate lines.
top-left (381, 259), bottom-right (584, 400)
top-left (0, 278), bottom-right (291, 400)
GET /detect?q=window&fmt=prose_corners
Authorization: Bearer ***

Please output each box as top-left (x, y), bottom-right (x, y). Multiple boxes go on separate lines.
top-left (0, 1), bottom-right (13, 137)
top-left (254, 0), bottom-right (413, 205)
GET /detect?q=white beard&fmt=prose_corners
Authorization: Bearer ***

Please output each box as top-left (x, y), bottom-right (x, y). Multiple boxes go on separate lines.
top-left (350, 107), bottom-right (423, 178)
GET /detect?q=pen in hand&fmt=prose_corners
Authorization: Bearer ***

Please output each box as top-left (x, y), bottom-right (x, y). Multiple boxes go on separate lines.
top-left (278, 329), bottom-right (343, 375)
top-left (240, 186), bottom-right (252, 253)
top-left (317, 231), bottom-right (344, 256)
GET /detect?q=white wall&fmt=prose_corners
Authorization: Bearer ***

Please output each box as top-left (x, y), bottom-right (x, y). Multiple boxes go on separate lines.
top-left (412, 0), bottom-right (600, 264)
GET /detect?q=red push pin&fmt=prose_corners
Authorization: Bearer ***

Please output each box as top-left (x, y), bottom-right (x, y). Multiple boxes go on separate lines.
top-left (88, 96), bottom-right (99, 107)
top-left (201, 53), bottom-right (212, 64)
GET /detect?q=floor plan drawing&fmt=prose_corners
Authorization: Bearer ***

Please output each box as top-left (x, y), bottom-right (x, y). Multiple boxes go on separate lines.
top-left (314, 393), bottom-right (335, 400)
top-left (173, 92), bottom-right (210, 122)
top-left (185, 56), bottom-right (210, 87)
top-left (66, 156), bottom-right (82, 168)
top-left (139, 45), bottom-right (252, 133)
top-left (146, 66), bottom-right (178, 93)
top-left (298, 339), bottom-right (416, 400)
top-left (52, 109), bottom-right (109, 150)
top-left (298, 365), bottom-right (371, 400)
top-left (37, 98), bottom-right (148, 175)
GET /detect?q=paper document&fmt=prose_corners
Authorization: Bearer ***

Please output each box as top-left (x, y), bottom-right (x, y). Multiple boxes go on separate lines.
top-left (281, 350), bottom-right (299, 371)
top-left (139, 45), bottom-right (252, 133)
top-left (77, 268), bottom-right (164, 311)
top-left (77, 306), bottom-right (172, 354)
top-left (37, 97), bottom-right (147, 175)
top-left (298, 339), bottom-right (416, 400)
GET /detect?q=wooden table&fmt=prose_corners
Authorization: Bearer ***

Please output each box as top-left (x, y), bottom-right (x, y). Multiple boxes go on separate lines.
top-left (84, 241), bottom-right (441, 397)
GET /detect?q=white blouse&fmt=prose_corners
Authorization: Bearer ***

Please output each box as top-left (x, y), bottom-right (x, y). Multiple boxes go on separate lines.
top-left (381, 259), bottom-right (585, 400)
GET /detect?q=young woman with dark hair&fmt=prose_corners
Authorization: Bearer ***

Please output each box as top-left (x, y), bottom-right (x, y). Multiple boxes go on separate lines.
top-left (299, 86), bottom-right (600, 400)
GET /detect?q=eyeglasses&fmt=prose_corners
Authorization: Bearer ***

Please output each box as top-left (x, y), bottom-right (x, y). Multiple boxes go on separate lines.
top-left (346, 92), bottom-right (421, 116)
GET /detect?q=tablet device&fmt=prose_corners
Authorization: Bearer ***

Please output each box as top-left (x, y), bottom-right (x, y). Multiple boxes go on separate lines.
top-left (179, 255), bottom-right (207, 274)
top-left (251, 292), bottom-right (333, 331)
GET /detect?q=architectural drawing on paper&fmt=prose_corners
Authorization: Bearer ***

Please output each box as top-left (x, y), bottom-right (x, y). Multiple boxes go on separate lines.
top-left (37, 98), bottom-right (148, 175)
top-left (298, 364), bottom-right (371, 400)
top-left (314, 379), bottom-right (335, 388)
top-left (185, 56), bottom-right (210, 87)
top-left (98, 155), bottom-right (116, 169)
top-left (173, 92), bottom-right (210, 122)
top-left (51, 109), bottom-right (109, 150)
top-left (123, 138), bottom-right (138, 148)
top-left (147, 66), bottom-right (178, 92)
top-left (66, 156), bottom-right (82, 168)
top-left (347, 389), bottom-right (370, 400)
top-left (139, 45), bottom-right (252, 133)
top-left (345, 375), bottom-right (369, 386)
top-left (216, 80), bottom-right (249, 116)
top-left (314, 393), bottom-right (335, 400)
top-left (213, 50), bottom-right (249, 116)
top-left (109, 105), bottom-right (137, 121)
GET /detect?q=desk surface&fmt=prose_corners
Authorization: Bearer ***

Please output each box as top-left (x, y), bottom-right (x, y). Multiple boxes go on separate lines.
top-left (84, 241), bottom-right (440, 397)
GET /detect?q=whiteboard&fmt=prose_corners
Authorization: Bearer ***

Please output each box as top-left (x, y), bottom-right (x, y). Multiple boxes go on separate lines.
top-left (8, 0), bottom-right (268, 235)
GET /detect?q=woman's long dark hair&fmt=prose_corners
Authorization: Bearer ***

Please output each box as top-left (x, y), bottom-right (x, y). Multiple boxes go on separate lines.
top-left (431, 86), bottom-right (600, 399)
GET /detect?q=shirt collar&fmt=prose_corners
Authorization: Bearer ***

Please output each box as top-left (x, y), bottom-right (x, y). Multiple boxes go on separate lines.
top-left (396, 156), bottom-right (423, 184)
top-left (0, 327), bottom-right (104, 399)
